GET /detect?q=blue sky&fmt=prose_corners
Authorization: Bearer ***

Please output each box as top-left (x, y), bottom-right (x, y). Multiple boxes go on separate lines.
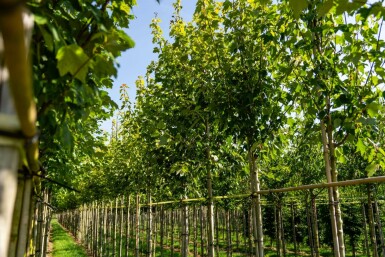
top-left (101, 0), bottom-right (197, 131)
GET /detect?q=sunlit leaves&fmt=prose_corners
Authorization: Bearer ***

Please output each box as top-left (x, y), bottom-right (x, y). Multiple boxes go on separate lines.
top-left (289, 0), bottom-right (308, 18)
top-left (56, 45), bottom-right (91, 82)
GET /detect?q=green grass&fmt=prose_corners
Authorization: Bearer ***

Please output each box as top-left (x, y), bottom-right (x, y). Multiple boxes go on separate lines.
top-left (51, 218), bottom-right (89, 257)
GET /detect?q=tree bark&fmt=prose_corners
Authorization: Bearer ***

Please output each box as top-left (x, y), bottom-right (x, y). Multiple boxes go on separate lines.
top-left (367, 186), bottom-right (378, 257)
top-left (320, 119), bottom-right (340, 257)
top-left (248, 144), bottom-right (264, 257)
top-left (362, 202), bottom-right (370, 257)
top-left (374, 200), bottom-right (385, 257)
top-left (206, 119), bottom-right (216, 257)
top-left (146, 192), bottom-right (153, 257)
top-left (181, 196), bottom-right (189, 257)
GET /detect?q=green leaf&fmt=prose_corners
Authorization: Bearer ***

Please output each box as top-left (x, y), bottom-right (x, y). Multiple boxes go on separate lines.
top-left (56, 45), bottom-right (91, 83)
top-left (159, 135), bottom-right (168, 146)
top-left (365, 162), bottom-right (377, 177)
top-left (356, 138), bottom-right (366, 155)
top-left (333, 118), bottom-right (342, 128)
top-left (34, 14), bottom-right (48, 25)
top-left (38, 25), bottom-right (53, 52)
top-left (318, 0), bottom-right (333, 17)
top-left (367, 102), bottom-right (381, 117)
top-left (289, 0), bottom-right (308, 19)
top-left (60, 123), bottom-right (74, 152)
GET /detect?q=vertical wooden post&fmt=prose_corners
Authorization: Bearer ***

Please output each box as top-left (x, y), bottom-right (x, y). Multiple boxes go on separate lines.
top-left (126, 195), bottom-right (131, 257)
top-left (193, 205), bottom-right (198, 257)
top-left (120, 196), bottom-right (124, 257)
top-left (160, 205), bottom-right (165, 257)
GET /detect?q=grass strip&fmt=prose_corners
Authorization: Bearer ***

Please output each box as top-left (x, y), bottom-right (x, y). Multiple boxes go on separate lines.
top-left (51, 218), bottom-right (88, 257)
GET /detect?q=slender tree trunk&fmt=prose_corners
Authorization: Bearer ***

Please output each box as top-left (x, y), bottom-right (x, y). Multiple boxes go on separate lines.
top-left (306, 195), bottom-right (314, 257)
top-left (200, 206), bottom-right (205, 257)
top-left (181, 195), bottom-right (189, 257)
top-left (114, 198), bottom-right (118, 257)
top-left (279, 201), bottom-right (287, 257)
top-left (320, 119), bottom-right (340, 257)
top-left (368, 186), bottom-right (379, 257)
top-left (249, 146), bottom-right (264, 257)
top-left (206, 119), bottom-right (216, 257)
top-left (226, 209), bottom-right (232, 257)
top-left (193, 205), bottom-right (198, 257)
top-left (291, 202), bottom-right (298, 257)
top-left (235, 210), bottom-right (240, 250)
top-left (107, 202), bottom-right (111, 257)
top-left (311, 193), bottom-right (320, 257)
top-left (326, 110), bottom-right (345, 257)
top-left (374, 200), bottom-right (385, 257)
top-left (120, 196), bottom-right (124, 257)
top-left (171, 209), bottom-right (175, 257)
top-left (362, 202), bottom-right (371, 257)
top-left (160, 206), bottom-right (165, 257)
top-left (215, 206), bottom-right (220, 257)
top-left (146, 192), bottom-right (153, 257)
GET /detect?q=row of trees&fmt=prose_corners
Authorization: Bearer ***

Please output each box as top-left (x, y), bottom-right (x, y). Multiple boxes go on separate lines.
top-left (53, 1), bottom-right (385, 257)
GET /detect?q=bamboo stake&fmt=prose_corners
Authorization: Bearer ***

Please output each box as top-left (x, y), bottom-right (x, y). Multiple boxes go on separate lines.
top-left (160, 205), bottom-right (165, 257)
top-left (126, 195), bottom-right (131, 257)
top-left (193, 205), bottom-right (198, 257)
top-left (120, 196), bottom-right (124, 257)
top-left (114, 198), bottom-right (118, 257)
top-left (135, 195), bottom-right (140, 257)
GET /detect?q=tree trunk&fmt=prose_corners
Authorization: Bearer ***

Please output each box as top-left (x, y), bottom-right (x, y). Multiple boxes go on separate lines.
top-left (291, 202), bottom-right (298, 257)
top-left (171, 209), bottom-right (175, 257)
top-left (160, 206), bottom-right (165, 257)
top-left (311, 193), bottom-right (320, 257)
top-left (320, 119), bottom-right (340, 257)
top-left (226, 209), bottom-right (232, 257)
top-left (306, 195), bottom-right (314, 257)
top-left (146, 192), bottom-right (153, 257)
top-left (206, 119), bottom-right (216, 257)
top-left (215, 206), bottom-right (220, 256)
top-left (181, 196), bottom-right (189, 257)
top-left (249, 147), bottom-right (264, 257)
top-left (374, 200), bottom-right (385, 257)
top-left (362, 202), bottom-right (370, 257)
top-left (279, 201), bottom-right (287, 257)
top-left (193, 205), bottom-right (198, 257)
top-left (368, 186), bottom-right (379, 257)
top-left (326, 111), bottom-right (345, 257)
top-left (200, 205), bottom-right (205, 257)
